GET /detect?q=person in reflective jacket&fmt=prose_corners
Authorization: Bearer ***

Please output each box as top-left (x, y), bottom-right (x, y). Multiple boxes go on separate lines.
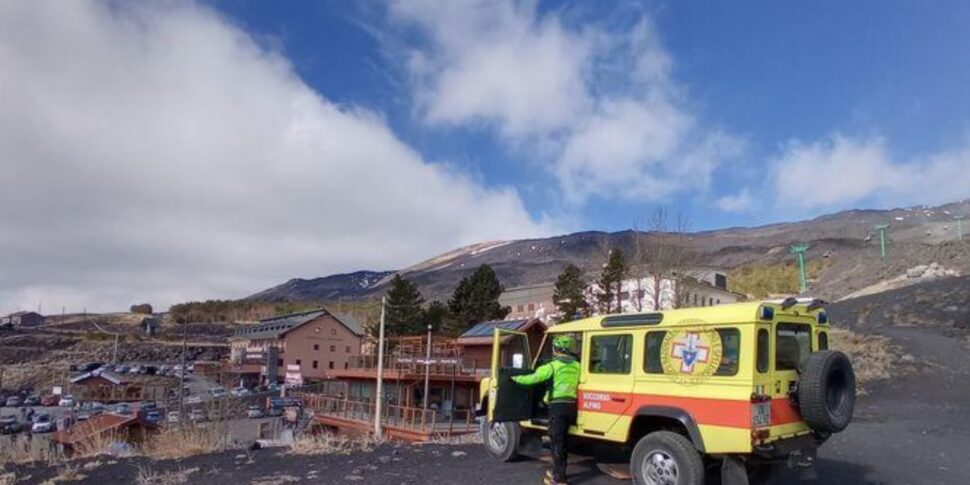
top-left (512, 335), bottom-right (580, 485)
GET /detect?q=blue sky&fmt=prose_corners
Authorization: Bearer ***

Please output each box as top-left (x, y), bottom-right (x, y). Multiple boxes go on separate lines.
top-left (2, 0), bottom-right (970, 311)
top-left (207, 0), bottom-right (970, 231)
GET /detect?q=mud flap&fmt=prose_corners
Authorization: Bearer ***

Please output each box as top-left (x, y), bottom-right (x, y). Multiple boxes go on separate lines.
top-left (721, 456), bottom-right (750, 485)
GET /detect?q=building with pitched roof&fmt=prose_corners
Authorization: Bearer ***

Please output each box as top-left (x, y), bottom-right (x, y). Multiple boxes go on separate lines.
top-left (229, 308), bottom-right (365, 385)
top-left (0, 311), bottom-right (45, 327)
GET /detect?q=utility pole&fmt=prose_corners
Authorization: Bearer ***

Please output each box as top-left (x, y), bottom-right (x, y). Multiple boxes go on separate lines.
top-left (178, 321), bottom-right (187, 425)
top-left (956, 215), bottom-right (965, 241)
top-left (874, 224), bottom-right (890, 260)
top-left (423, 324), bottom-right (432, 411)
top-left (374, 297), bottom-right (386, 439)
top-left (789, 243), bottom-right (810, 293)
top-left (113, 334), bottom-right (119, 364)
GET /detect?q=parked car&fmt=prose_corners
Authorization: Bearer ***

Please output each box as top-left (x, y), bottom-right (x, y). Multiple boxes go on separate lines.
top-left (31, 414), bottom-right (54, 433)
top-left (114, 403), bottom-right (133, 415)
top-left (138, 401), bottom-right (158, 412)
top-left (23, 396), bottom-right (40, 406)
top-left (266, 383), bottom-right (281, 393)
top-left (231, 387), bottom-right (251, 397)
top-left (116, 365), bottom-right (130, 374)
top-left (144, 411), bottom-right (162, 425)
top-left (77, 411), bottom-right (93, 421)
top-left (129, 365), bottom-right (143, 374)
top-left (0, 415), bottom-right (17, 426)
top-left (5, 396), bottom-right (23, 407)
top-left (246, 405), bottom-right (264, 419)
top-left (166, 411), bottom-right (180, 424)
top-left (209, 387), bottom-right (227, 399)
top-left (266, 406), bottom-right (283, 417)
top-left (189, 409), bottom-right (206, 422)
top-left (58, 395), bottom-right (76, 407)
top-left (1, 421), bottom-right (26, 435)
top-left (186, 395), bottom-right (203, 404)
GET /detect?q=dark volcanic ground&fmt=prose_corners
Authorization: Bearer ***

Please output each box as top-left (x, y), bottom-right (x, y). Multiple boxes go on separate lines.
top-left (5, 319), bottom-right (970, 485)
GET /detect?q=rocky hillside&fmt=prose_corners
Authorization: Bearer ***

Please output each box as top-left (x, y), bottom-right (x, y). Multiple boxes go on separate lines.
top-left (828, 275), bottom-right (970, 332)
top-left (250, 200), bottom-right (970, 302)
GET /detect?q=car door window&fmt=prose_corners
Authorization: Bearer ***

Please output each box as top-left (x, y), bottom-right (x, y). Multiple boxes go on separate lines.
top-left (589, 334), bottom-right (632, 374)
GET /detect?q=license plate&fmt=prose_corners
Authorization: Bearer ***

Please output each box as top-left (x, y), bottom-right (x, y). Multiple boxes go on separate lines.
top-left (751, 402), bottom-right (771, 428)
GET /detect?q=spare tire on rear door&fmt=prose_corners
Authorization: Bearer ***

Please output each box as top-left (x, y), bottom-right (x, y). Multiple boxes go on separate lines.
top-left (798, 350), bottom-right (856, 433)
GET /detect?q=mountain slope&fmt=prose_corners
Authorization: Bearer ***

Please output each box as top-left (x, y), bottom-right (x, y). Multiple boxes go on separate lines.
top-left (249, 200), bottom-right (970, 302)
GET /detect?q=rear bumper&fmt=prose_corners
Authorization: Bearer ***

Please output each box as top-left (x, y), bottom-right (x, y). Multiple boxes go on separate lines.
top-left (752, 432), bottom-right (824, 466)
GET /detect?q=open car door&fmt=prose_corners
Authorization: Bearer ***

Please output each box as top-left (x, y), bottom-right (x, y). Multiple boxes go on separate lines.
top-left (488, 328), bottom-right (534, 422)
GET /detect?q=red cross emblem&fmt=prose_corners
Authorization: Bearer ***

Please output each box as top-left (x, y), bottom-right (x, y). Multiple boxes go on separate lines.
top-left (671, 332), bottom-right (711, 374)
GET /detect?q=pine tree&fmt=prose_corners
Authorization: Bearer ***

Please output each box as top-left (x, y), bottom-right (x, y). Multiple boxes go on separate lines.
top-left (553, 264), bottom-right (588, 323)
top-left (423, 300), bottom-right (450, 330)
top-left (597, 248), bottom-right (627, 314)
top-left (385, 274), bottom-right (425, 336)
top-left (447, 264), bottom-right (510, 334)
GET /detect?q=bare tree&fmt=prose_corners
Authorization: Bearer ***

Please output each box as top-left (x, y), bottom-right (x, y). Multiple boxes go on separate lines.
top-left (631, 207), bottom-right (700, 310)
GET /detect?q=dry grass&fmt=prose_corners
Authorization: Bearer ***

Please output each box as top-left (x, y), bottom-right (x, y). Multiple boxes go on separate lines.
top-left (141, 426), bottom-right (228, 460)
top-left (135, 465), bottom-right (199, 485)
top-left (287, 433), bottom-right (380, 456)
top-left (831, 328), bottom-right (896, 391)
top-left (0, 472), bottom-right (17, 485)
top-left (40, 463), bottom-right (86, 484)
top-left (0, 435), bottom-right (51, 465)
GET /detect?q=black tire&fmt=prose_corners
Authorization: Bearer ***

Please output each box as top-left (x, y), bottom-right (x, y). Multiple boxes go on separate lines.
top-left (631, 431), bottom-right (704, 485)
top-left (480, 417), bottom-right (521, 462)
top-left (798, 350), bottom-right (856, 433)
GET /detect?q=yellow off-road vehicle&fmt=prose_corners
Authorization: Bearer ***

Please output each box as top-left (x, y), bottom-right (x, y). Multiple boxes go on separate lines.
top-left (477, 298), bottom-right (856, 485)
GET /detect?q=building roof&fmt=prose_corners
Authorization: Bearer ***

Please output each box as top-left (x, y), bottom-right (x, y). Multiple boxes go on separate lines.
top-left (232, 308), bottom-right (364, 341)
top-left (456, 318), bottom-right (547, 346)
top-left (71, 369), bottom-right (127, 385)
top-left (51, 413), bottom-right (139, 446)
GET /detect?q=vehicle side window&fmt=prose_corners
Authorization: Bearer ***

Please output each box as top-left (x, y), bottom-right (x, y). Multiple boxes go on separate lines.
top-left (714, 328), bottom-right (740, 376)
top-left (756, 328), bottom-right (769, 373)
top-left (644, 332), bottom-right (665, 373)
top-left (818, 331), bottom-right (829, 350)
top-left (776, 323), bottom-right (813, 370)
top-left (590, 334), bottom-right (632, 374)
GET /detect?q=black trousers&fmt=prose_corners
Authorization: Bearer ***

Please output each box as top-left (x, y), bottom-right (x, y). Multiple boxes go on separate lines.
top-left (548, 401), bottom-right (577, 483)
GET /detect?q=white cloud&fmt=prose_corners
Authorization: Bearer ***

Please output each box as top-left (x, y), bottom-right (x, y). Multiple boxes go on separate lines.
top-left (384, 1), bottom-right (741, 203)
top-left (0, 1), bottom-right (551, 312)
top-left (716, 189), bottom-right (753, 213)
top-left (770, 134), bottom-right (970, 210)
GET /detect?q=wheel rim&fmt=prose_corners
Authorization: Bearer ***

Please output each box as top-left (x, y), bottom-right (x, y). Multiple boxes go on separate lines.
top-left (641, 449), bottom-right (679, 485)
top-left (488, 422), bottom-right (508, 452)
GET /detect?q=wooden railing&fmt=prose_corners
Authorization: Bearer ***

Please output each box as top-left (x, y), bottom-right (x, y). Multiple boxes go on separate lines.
top-left (297, 394), bottom-right (477, 435)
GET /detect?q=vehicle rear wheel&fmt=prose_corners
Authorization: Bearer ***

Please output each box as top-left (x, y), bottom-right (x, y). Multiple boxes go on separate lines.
top-left (631, 431), bottom-right (704, 485)
top-left (481, 418), bottom-right (521, 462)
top-left (798, 350), bottom-right (856, 433)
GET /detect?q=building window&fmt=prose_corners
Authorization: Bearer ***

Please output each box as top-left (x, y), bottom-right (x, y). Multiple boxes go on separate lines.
top-left (693, 294), bottom-right (698, 306)
top-left (328, 361), bottom-right (334, 369)
top-left (312, 360), bottom-right (319, 369)
top-left (345, 346), bottom-right (351, 353)
top-left (330, 345), bottom-right (336, 352)
top-left (295, 359), bottom-right (302, 366)
top-left (344, 362), bottom-right (349, 369)
top-left (709, 297), bottom-right (714, 306)
top-left (330, 328), bottom-right (336, 335)
top-left (313, 344), bottom-right (319, 351)
top-left (757, 329), bottom-right (770, 373)
top-left (516, 304), bottom-right (524, 312)
top-left (716, 299), bottom-right (721, 305)
top-left (277, 358), bottom-right (283, 367)
top-left (619, 291), bottom-right (630, 300)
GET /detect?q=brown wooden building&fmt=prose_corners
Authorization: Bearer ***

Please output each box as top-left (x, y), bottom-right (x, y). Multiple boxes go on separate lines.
top-left (229, 308), bottom-right (365, 385)
top-left (68, 370), bottom-right (175, 403)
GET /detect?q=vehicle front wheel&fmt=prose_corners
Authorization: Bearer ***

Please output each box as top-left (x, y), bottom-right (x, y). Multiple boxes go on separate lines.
top-left (480, 417), bottom-right (521, 462)
top-left (631, 431), bottom-right (704, 485)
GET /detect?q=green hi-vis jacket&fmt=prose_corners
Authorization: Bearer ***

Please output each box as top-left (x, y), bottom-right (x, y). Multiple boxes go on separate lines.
top-left (511, 355), bottom-right (580, 403)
